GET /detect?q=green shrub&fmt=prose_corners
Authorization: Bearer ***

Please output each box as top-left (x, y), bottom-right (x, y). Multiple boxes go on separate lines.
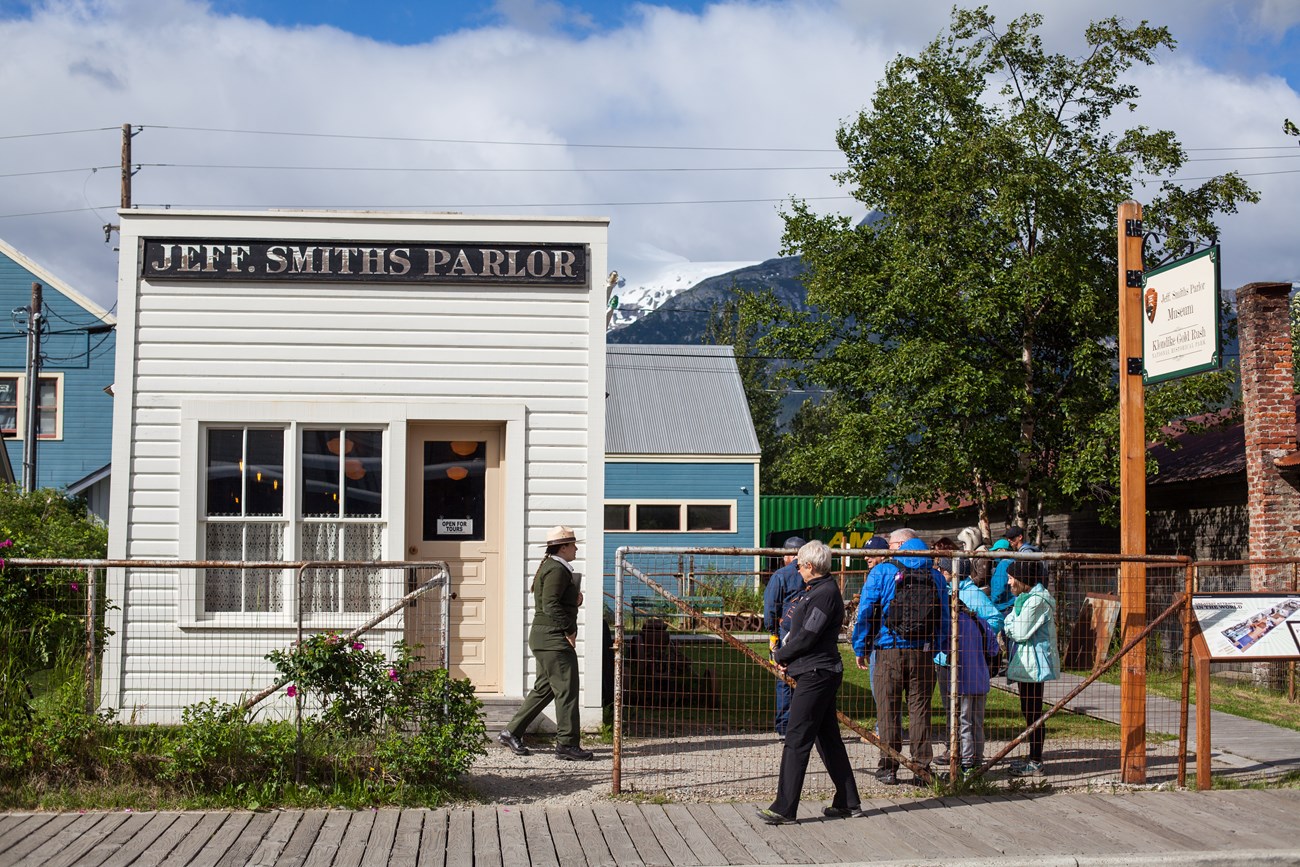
top-left (266, 632), bottom-right (398, 735)
top-left (160, 699), bottom-right (296, 792)
top-left (376, 666), bottom-right (486, 787)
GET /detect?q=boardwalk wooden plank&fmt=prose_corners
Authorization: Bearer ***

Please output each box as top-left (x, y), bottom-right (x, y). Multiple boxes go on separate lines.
top-left (1056, 795), bottom-right (1213, 852)
top-left (893, 797), bottom-right (1005, 857)
top-left (678, 804), bottom-right (752, 865)
top-left (520, 807), bottom-right (560, 867)
top-left (0, 814), bottom-right (55, 858)
top-left (944, 796), bottom-right (1053, 857)
top-left (174, 812), bottom-right (252, 867)
top-left (591, 804), bottom-right (644, 866)
top-left (612, 803), bottom-right (674, 866)
top-left (129, 813), bottom-right (204, 867)
top-left (415, 810), bottom-right (447, 867)
top-left (472, 807), bottom-right (503, 867)
top-left (542, 807), bottom-right (584, 867)
top-left (1020, 794), bottom-right (1134, 855)
top-left (31, 813), bottom-right (130, 867)
top-left (746, 801), bottom-right (839, 865)
top-left (79, 812), bottom-right (178, 867)
top-left (301, 811), bottom-right (353, 867)
top-left (273, 810), bottom-right (327, 867)
top-left (1193, 790), bottom-right (1300, 840)
top-left (1134, 792), bottom-right (1291, 848)
top-left (246, 811), bottom-right (303, 867)
top-left (387, 810), bottom-right (425, 867)
top-left (445, 809), bottom-right (473, 867)
top-left (661, 805), bottom-right (729, 866)
top-left (496, 807), bottom-right (530, 867)
top-left (332, 809), bottom-right (377, 867)
top-left (635, 804), bottom-right (700, 867)
top-left (361, 810), bottom-right (400, 867)
top-left (707, 804), bottom-right (784, 865)
top-left (852, 800), bottom-right (935, 863)
top-left (95, 813), bottom-right (184, 867)
top-left (1050, 795), bottom-right (1181, 855)
top-left (854, 799), bottom-right (949, 859)
top-left (212, 811), bottom-right (276, 867)
top-left (1, 813), bottom-right (99, 867)
top-left (570, 805), bottom-right (618, 867)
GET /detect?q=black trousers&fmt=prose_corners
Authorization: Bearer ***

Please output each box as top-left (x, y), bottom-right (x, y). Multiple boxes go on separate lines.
top-left (769, 668), bottom-right (860, 818)
top-left (1016, 680), bottom-right (1046, 762)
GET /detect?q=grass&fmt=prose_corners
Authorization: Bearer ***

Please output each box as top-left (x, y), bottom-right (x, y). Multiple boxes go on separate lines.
top-left (1082, 666), bottom-right (1300, 733)
top-left (617, 637), bottom-right (1124, 742)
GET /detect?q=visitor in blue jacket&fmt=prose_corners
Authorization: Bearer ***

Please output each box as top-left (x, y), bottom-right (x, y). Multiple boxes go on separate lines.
top-left (762, 536), bottom-right (805, 739)
top-left (934, 554), bottom-right (1003, 760)
top-left (850, 530), bottom-right (949, 783)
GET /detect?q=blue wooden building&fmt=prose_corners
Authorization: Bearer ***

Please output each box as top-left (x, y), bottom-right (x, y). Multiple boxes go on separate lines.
top-left (603, 345), bottom-right (760, 598)
top-left (0, 239), bottom-right (115, 495)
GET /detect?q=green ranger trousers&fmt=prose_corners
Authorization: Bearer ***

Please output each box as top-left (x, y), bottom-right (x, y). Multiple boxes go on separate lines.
top-left (505, 645), bottom-right (581, 746)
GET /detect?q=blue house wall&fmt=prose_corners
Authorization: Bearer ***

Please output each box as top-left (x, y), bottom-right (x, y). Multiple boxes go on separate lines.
top-left (602, 460), bottom-right (757, 600)
top-left (0, 245), bottom-right (115, 490)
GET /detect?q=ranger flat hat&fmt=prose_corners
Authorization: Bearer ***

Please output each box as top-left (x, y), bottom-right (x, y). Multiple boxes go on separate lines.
top-left (542, 525), bottom-right (579, 547)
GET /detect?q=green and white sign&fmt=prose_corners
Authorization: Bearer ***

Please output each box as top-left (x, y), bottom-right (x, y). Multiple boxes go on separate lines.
top-left (1141, 245), bottom-right (1221, 384)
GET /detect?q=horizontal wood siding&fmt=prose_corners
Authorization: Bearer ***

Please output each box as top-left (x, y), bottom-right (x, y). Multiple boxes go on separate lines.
top-left (603, 461), bottom-right (757, 596)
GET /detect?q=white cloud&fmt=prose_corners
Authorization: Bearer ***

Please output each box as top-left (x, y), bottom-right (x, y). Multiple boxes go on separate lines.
top-left (0, 0), bottom-right (1296, 308)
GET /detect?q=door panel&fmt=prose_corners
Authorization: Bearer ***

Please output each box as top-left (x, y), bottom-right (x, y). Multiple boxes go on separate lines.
top-left (406, 424), bottom-right (502, 692)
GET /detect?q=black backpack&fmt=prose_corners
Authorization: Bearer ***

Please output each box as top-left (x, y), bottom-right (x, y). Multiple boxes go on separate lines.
top-left (883, 559), bottom-right (941, 643)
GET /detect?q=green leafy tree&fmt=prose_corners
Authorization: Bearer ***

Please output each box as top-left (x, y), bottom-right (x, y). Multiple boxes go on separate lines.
top-left (703, 290), bottom-right (789, 489)
top-left (0, 485), bottom-right (109, 720)
top-left (755, 7), bottom-right (1256, 536)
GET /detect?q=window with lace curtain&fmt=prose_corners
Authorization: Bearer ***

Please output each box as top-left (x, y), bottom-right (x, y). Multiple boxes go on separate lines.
top-left (300, 428), bottom-right (384, 613)
top-left (201, 425), bottom-right (387, 616)
top-left (204, 427), bottom-right (286, 612)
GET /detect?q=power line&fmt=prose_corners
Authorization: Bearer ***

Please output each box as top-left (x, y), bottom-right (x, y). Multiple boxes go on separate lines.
top-left (0, 127), bottom-right (118, 141)
top-left (144, 124), bottom-right (842, 154)
top-left (0, 205), bottom-right (115, 219)
top-left (0, 166), bottom-right (118, 179)
top-left (133, 195), bottom-right (854, 209)
top-left (136, 162), bottom-right (845, 174)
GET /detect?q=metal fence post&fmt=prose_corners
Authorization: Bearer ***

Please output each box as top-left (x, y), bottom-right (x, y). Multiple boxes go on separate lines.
top-left (613, 547), bottom-right (624, 795)
top-left (85, 565), bottom-right (96, 714)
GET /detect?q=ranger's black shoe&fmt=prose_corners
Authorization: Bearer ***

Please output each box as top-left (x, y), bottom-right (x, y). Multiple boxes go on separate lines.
top-left (555, 744), bottom-right (595, 761)
top-left (497, 730), bottom-right (530, 756)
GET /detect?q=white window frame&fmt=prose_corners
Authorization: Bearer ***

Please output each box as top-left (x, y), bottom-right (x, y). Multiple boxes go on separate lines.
top-left (0, 371), bottom-right (65, 441)
top-left (603, 499), bottom-right (736, 533)
top-left (183, 415), bottom-right (390, 628)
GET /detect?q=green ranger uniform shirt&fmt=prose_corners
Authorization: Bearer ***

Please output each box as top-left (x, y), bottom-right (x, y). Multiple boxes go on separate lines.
top-left (529, 556), bottom-right (580, 652)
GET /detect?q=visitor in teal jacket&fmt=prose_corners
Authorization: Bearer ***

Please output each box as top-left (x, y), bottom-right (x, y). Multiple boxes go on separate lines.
top-left (1003, 560), bottom-right (1059, 776)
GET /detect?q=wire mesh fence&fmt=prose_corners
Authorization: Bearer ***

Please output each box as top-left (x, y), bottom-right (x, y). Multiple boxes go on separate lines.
top-left (1, 559), bottom-right (454, 790)
top-left (611, 546), bottom-right (1300, 800)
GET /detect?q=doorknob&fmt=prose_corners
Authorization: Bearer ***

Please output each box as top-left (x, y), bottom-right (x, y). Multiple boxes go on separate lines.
top-left (408, 546), bottom-right (417, 555)
top-left (450, 592), bottom-right (458, 600)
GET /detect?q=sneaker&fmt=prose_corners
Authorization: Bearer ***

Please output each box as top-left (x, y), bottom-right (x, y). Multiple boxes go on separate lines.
top-left (874, 768), bottom-right (899, 786)
top-left (755, 808), bottom-right (795, 825)
top-left (821, 805), bottom-right (864, 819)
top-left (555, 744), bottom-right (595, 761)
top-left (497, 730), bottom-right (530, 756)
top-left (1010, 760), bottom-right (1043, 776)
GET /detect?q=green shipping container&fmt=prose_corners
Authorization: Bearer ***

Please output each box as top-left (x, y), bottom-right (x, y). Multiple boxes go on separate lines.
top-left (760, 494), bottom-right (892, 549)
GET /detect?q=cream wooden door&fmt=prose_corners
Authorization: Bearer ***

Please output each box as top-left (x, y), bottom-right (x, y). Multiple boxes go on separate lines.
top-left (405, 423), bottom-right (503, 692)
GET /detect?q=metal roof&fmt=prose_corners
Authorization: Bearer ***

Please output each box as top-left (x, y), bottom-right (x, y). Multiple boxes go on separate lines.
top-left (605, 344), bottom-right (760, 457)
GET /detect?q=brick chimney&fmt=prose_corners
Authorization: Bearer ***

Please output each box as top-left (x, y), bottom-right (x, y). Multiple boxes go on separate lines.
top-left (1236, 281), bottom-right (1300, 591)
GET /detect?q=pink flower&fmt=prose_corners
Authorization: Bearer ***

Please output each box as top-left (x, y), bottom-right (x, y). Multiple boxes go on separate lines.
top-left (70, 582), bottom-right (80, 592)
top-left (351, 641), bottom-right (364, 651)
top-left (0, 539), bottom-right (12, 549)
top-left (286, 685), bottom-right (297, 698)
top-left (387, 668), bottom-right (398, 682)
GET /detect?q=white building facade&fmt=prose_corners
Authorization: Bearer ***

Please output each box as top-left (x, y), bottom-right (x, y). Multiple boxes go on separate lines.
top-left (103, 210), bottom-right (608, 726)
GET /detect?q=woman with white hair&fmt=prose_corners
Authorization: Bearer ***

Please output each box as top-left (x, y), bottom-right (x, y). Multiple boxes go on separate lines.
top-left (757, 539), bottom-right (862, 824)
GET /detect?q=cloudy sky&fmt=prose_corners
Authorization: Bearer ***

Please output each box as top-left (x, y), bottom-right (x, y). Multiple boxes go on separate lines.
top-left (2, 0), bottom-right (1298, 312)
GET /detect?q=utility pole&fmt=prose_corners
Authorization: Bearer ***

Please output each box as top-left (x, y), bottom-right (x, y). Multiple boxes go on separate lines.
top-left (121, 122), bottom-right (133, 209)
top-left (22, 282), bottom-right (43, 493)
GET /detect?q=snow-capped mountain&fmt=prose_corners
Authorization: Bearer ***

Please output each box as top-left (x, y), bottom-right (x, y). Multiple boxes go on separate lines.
top-left (606, 259), bottom-right (758, 331)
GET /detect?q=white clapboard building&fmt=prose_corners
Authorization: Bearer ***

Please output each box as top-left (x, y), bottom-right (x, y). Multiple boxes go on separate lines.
top-left (103, 209), bottom-right (608, 727)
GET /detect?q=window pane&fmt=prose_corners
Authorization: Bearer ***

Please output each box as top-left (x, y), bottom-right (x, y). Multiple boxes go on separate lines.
top-left (422, 441), bottom-right (485, 541)
top-left (0, 378), bottom-right (17, 433)
top-left (604, 504), bottom-right (630, 531)
top-left (206, 429), bottom-right (243, 516)
top-left (36, 379), bottom-right (56, 437)
top-left (687, 504), bottom-right (732, 531)
top-left (205, 523), bottom-right (244, 611)
top-left (37, 378), bottom-right (57, 409)
top-left (302, 429), bottom-right (340, 518)
top-left (245, 429), bottom-right (284, 516)
top-left (637, 504), bottom-right (680, 531)
top-left (344, 430), bottom-right (383, 518)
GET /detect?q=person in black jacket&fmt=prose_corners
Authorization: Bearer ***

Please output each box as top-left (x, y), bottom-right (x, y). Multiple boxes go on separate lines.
top-left (757, 540), bottom-right (862, 825)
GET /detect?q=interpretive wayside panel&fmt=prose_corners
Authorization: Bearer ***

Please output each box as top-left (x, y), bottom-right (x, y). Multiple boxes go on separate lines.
top-left (1192, 593), bottom-right (1300, 660)
top-left (1142, 245), bottom-right (1221, 384)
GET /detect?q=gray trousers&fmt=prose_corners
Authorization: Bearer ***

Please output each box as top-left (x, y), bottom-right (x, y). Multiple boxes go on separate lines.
top-left (956, 693), bottom-right (987, 768)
